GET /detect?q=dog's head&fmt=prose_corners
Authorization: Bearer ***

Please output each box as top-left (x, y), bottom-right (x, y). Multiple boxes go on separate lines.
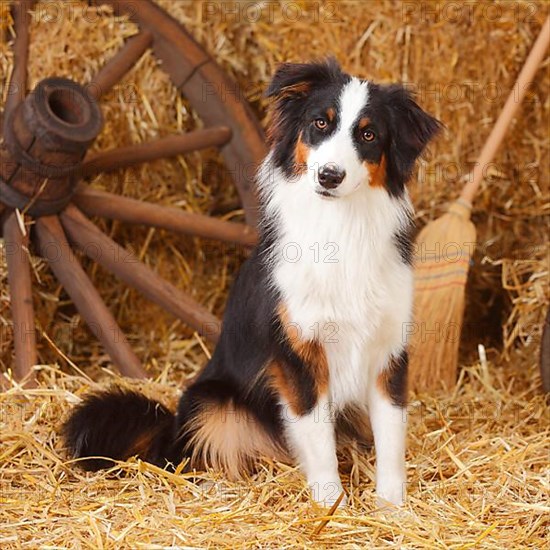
top-left (266, 58), bottom-right (442, 199)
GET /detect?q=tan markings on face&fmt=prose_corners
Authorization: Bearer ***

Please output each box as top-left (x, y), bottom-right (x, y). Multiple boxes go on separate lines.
top-left (280, 81), bottom-right (310, 97)
top-left (183, 399), bottom-right (287, 479)
top-left (294, 132), bottom-right (310, 175)
top-left (277, 304), bottom-right (329, 398)
top-left (266, 108), bottom-right (285, 145)
top-left (358, 117), bottom-right (371, 129)
top-left (364, 154), bottom-right (387, 188)
top-left (326, 107), bottom-right (336, 122)
top-left (267, 80), bottom-right (311, 144)
top-left (266, 112), bottom-right (278, 144)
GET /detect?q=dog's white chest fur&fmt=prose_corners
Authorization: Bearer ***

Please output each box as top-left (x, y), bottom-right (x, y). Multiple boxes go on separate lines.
top-left (265, 168), bottom-right (413, 407)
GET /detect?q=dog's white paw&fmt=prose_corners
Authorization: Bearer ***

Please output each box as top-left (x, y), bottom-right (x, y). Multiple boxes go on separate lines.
top-left (309, 476), bottom-right (346, 508)
top-left (376, 480), bottom-right (406, 508)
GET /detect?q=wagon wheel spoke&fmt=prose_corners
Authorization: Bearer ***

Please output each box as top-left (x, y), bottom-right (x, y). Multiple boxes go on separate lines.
top-left (59, 204), bottom-right (221, 343)
top-left (87, 30), bottom-right (153, 100)
top-left (80, 127), bottom-right (233, 177)
top-left (0, 1), bottom-right (35, 222)
top-left (2, 0), bottom-right (35, 130)
top-left (73, 185), bottom-right (257, 247)
top-left (34, 215), bottom-right (148, 379)
top-left (3, 212), bottom-right (37, 386)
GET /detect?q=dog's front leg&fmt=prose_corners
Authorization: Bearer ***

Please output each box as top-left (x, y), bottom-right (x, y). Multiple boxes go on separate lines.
top-left (367, 354), bottom-right (408, 507)
top-left (283, 395), bottom-right (345, 507)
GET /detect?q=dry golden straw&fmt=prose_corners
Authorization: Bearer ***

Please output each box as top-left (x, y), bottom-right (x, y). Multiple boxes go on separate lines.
top-left (0, 1), bottom-right (549, 547)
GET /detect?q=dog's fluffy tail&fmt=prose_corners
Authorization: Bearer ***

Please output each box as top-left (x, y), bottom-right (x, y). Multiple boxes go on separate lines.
top-left (62, 389), bottom-right (176, 471)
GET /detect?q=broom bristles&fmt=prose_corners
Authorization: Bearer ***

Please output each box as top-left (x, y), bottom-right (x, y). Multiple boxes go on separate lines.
top-left (409, 199), bottom-right (477, 392)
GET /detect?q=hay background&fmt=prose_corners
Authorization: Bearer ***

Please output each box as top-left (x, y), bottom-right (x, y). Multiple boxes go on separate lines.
top-left (0, 0), bottom-right (548, 548)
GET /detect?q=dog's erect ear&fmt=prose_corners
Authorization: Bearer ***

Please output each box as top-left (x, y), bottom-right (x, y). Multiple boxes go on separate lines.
top-left (266, 58), bottom-right (343, 99)
top-left (265, 58), bottom-right (345, 154)
top-left (384, 84), bottom-right (443, 194)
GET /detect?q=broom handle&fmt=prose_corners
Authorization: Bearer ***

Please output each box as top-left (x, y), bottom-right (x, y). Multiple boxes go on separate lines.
top-left (460, 16), bottom-right (550, 205)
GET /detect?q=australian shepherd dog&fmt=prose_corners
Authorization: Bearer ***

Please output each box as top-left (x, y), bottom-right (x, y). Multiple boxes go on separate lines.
top-left (63, 58), bottom-right (441, 508)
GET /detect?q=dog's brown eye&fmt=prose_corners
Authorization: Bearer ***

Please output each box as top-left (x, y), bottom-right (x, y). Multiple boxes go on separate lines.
top-left (362, 129), bottom-right (376, 142)
top-left (314, 118), bottom-right (328, 130)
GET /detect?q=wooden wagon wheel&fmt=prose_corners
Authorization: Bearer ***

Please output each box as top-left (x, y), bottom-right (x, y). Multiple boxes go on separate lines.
top-left (0, 0), bottom-right (265, 386)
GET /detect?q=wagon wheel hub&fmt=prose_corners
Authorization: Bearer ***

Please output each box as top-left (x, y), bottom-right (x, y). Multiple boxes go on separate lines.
top-left (2, 78), bottom-right (103, 217)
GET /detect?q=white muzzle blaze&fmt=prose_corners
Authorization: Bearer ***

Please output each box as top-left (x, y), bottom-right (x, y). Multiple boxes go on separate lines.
top-left (307, 78), bottom-right (371, 197)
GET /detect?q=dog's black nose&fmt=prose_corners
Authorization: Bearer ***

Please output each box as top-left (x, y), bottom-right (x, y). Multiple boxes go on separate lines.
top-left (318, 164), bottom-right (346, 189)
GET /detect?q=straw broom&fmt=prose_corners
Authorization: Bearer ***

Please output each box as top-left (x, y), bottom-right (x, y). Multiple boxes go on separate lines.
top-left (409, 16), bottom-right (550, 392)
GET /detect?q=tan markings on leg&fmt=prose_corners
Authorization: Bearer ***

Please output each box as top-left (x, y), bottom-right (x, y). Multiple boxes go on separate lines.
top-left (294, 132), bottom-right (309, 175)
top-left (364, 154), bottom-right (387, 189)
top-left (184, 400), bottom-right (285, 480)
top-left (377, 366), bottom-right (393, 401)
top-left (268, 360), bottom-right (304, 416)
top-left (294, 340), bottom-right (329, 395)
top-left (377, 351), bottom-right (408, 407)
top-left (277, 304), bottom-right (329, 396)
